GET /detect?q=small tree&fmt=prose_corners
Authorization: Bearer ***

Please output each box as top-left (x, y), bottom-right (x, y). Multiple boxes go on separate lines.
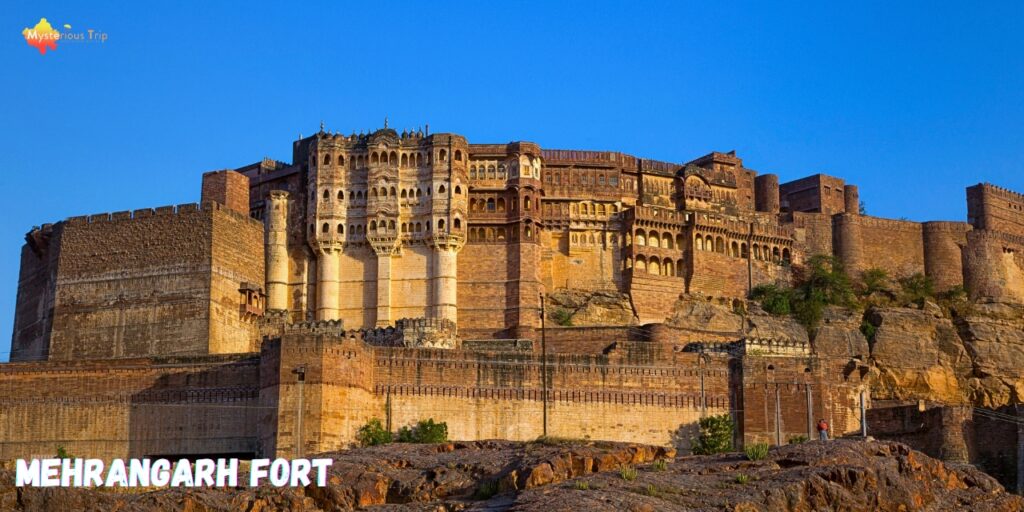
top-left (691, 414), bottom-right (734, 455)
top-left (356, 418), bottom-right (393, 447)
top-left (898, 273), bottom-right (935, 306)
top-left (551, 308), bottom-right (574, 326)
top-left (750, 284), bottom-right (792, 315)
top-left (859, 268), bottom-right (889, 296)
top-left (56, 445), bottom-right (74, 459)
top-left (397, 418), bottom-right (449, 443)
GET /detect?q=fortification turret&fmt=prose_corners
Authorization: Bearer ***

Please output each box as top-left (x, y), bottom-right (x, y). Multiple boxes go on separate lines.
top-left (265, 190), bottom-right (290, 311)
top-left (754, 174), bottom-right (780, 213)
top-left (843, 185), bottom-right (860, 215)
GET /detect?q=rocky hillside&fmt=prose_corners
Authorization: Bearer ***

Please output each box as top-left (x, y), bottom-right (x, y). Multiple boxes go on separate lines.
top-left (1, 440), bottom-right (1019, 511)
top-left (669, 295), bottom-right (1024, 409)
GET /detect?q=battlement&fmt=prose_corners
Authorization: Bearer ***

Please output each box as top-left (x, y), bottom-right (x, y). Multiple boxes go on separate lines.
top-left (60, 202), bottom-right (261, 229)
top-left (972, 182), bottom-right (1024, 202)
top-left (740, 337), bottom-right (810, 357)
top-left (541, 149), bottom-right (632, 166)
top-left (834, 213), bottom-right (923, 233)
top-left (922, 221), bottom-right (973, 234)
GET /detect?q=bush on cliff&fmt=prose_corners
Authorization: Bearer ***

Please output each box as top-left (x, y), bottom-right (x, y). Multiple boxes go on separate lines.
top-left (751, 255), bottom-right (854, 332)
top-left (356, 418), bottom-right (393, 447)
top-left (690, 414), bottom-right (734, 455)
top-left (397, 418), bottom-right (449, 444)
top-left (750, 284), bottom-right (792, 315)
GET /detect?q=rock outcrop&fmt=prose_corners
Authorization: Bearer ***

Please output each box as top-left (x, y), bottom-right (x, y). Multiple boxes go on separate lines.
top-left (2, 440), bottom-right (1019, 511)
top-left (546, 288), bottom-right (637, 326)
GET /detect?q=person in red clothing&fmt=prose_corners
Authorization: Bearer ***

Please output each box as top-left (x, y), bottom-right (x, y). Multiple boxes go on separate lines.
top-left (817, 419), bottom-right (830, 441)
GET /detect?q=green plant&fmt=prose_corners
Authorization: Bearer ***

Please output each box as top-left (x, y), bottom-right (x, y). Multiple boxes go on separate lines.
top-left (743, 442), bottom-right (769, 461)
top-left (787, 435), bottom-right (809, 445)
top-left (620, 465), bottom-right (638, 481)
top-left (690, 414), bottom-right (734, 455)
top-left (750, 284), bottom-right (792, 316)
top-left (56, 445), bottom-right (74, 459)
top-left (551, 307), bottom-right (574, 326)
top-left (735, 473), bottom-right (750, 484)
top-left (356, 418), bottom-right (393, 447)
top-left (859, 268), bottom-right (889, 296)
top-left (790, 255), bottom-right (855, 331)
top-left (473, 480), bottom-right (498, 500)
top-left (859, 319), bottom-right (877, 343)
top-left (645, 483), bottom-right (658, 496)
top-left (652, 458), bottom-right (668, 471)
top-left (574, 480), bottom-right (590, 490)
top-left (898, 273), bottom-right (935, 306)
top-left (396, 418), bottom-right (448, 444)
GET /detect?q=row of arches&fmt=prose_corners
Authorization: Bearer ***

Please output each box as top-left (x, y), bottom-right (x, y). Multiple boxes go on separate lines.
top-left (320, 184), bottom-right (462, 202)
top-left (316, 149), bottom-right (465, 169)
top-left (469, 227), bottom-right (509, 242)
top-left (632, 229), bottom-right (685, 250)
top-left (469, 195), bottom-right (534, 212)
top-left (627, 255), bottom-right (685, 278)
top-left (470, 164), bottom-right (507, 180)
top-left (570, 232), bottom-right (619, 246)
top-left (693, 232), bottom-right (791, 263)
top-left (544, 171), bottom-right (621, 188)
top-left (314, 217), bottom-right (464, 237)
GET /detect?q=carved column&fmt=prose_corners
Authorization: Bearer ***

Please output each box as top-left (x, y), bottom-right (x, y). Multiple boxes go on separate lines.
top-left (430, 235), bottom-right (465, 324)
top-left (265, 190), bottom-right (290, 311)
top-left (370, 242), bottom-right (400, 327)
top-left (316, 243), bottom-right (341, 321)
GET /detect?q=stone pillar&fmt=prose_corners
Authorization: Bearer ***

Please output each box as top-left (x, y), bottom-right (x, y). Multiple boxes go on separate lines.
top-left (431, 236), bottom-right (464, 324)
top-left (755, 174), bottom-right (780, 213)
top-left (374, 248), bottom-right (393, 327)
top-left (265, 190), bottom-right (290, 311)
top-left (316, 247), bottom-right (340, 321)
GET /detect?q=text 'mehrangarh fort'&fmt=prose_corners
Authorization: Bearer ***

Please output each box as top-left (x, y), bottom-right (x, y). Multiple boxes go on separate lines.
top-left (4, 122), bottom-right (1024, 460)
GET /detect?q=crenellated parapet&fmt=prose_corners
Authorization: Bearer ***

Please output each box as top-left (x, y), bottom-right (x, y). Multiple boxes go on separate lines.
top-left (740, 337), bottom-right (810, 357)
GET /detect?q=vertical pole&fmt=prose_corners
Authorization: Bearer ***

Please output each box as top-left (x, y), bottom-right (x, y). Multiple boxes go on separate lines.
top-left (1015, 404), bottom-right (1023, 494)
top-left (860, 389), bottom-right (868, 437)
top-left (806, 385), bottom-right (814, 440)
top-left (293, 366), bottom-right (305, 458)
top-left (540, 292), bottom-right (548, 438)
top-left (699, 353), bottom-right (706, 417)
top-left (774, 384), bottom-right (782, 446)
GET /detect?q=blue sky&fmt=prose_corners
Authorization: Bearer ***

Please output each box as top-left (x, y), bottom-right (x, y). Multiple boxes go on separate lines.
top-left (2, 1), bottom-right (1022, 360)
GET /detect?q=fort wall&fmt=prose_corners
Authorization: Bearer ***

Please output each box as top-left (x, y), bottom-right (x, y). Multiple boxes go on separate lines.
top-left (0, 355), bottom-right (259, 460)
top-left (11, 224), bottom-right (63, 362)
top-left (922, 221), bottom-right (971, 292)
top-left (967, 183), bottom-right (1024, 237)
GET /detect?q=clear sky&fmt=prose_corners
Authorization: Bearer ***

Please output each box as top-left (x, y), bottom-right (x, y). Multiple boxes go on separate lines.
top-left (2, 1), bottom-right (1022, 360)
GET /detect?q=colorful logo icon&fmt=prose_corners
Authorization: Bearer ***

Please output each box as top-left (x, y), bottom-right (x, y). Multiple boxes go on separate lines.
top-left (22, 18), bottom-right (60, 55)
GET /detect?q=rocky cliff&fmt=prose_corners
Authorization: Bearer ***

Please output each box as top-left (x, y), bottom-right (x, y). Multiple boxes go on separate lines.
top-left (2, 440), bottom-right (1018, 511)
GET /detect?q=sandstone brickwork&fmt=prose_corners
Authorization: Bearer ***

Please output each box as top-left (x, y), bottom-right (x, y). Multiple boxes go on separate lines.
top-left (5, 122), bottom-right (1024, 466)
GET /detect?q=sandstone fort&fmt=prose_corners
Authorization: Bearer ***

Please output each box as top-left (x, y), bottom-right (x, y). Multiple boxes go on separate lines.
top-left (5, 124), bottom-right (1024, 485)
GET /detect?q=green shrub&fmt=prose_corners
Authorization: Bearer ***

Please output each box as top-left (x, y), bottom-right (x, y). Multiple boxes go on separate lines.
top-left (56, 445), bottom-right (74, 459)
top-left (574, 480), bottom-right (590, 490)
top-left (787, 435), bottom-right (809, 445)
top-left (356, 418), bottom-right (393, 447)
top-left (620, 465), bottom-right (638, 481)
top-left (644, 484), bottom-right (658, 496)
top-left (652, 458), bottom-right (668, 472)
top-left (690, 414), bottom-right (734, 455)
top-left (859, 319), bottom-right (877, 342)
top-left (396, 418), bottom-right (448, 444)
top-left (859, 268), bottom-right (889, 296)
top-left (473, 480), bottom-right (498, 499)
top-left (743, 442), bottom-right (769, 461)
top-left (735, 473), bottom-right (750, 484)
top-left (551, 307), bottom-right (574, 326)
top-left (750, 284), bottom-right (792, 315)
top-left (898, 273), bottom-right (935, 306)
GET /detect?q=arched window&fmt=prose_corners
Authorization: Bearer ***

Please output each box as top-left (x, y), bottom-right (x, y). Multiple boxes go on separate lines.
top-left (454, 150), bottom-right (462, 161)
top-left (416, 188), bottom-right (422, 198)
top-left (401, 189), bottom-right (407, 198)
top-left (371, 152), bottom-right (379, 164)
top-left (487, 198), bottom-right (496, 211)
top-left (782, 248), bottom-right (791, 264)
top-left (455, 185), bottom-right (461, 194)
top-left (454, 218), bottom-right (461, 229)
top-left (389, 220), bottom-right (395, 230)
top-left (323, 189), bottom-right (330, 200)
top-left (470, 166), bottom-right (477, 179)
top-left (390, 152), bottom-right (398, 166)
top-left (323, 154), bottom-right (331, 165)
top-left (731, 241), bottom-right (739, 257)
top-left (439, 184), bottom-right (446, 194)
top-left (695, 236), bottom-right (704, 251)
top-left (716, 237), bottom-right (725, 254)
top-left (401, 154), bottom-right (408, 167)
top-left (525, 226), bottom-right (532, 238)
top-left (439, 149), bottom-right (447, 162)
top-left (322, 223), bottom-right (329, 233)
top-left (497, 198), bottom-right (506, 212)
top-left (524, 196), bottom-right (532, 210)
top-left (415, 222), bottom-right (422, 232)
top-left (401, 223), bottom-right (407, 233)
top-left (416, 153), bottom-right (422, 166)
top-left (636, 255), bottom-right (647, 272)
top-left (338, 155), bottom-right (344, 166)
top-left (741, 243), bottom-right (749, 258)
top-left (649, 258), bottom-right (661, 275)
top-left (649, 231), bottom-right (660, 248)
top-left (663, 234), bottom-right (672, 249)
top-left (369, 220), bottom-right (377, 231)
top-left (497, 227), bottom-right (506, 241)
top-left (773, 247), bottom-right (781, 262)
top-left (488, 165), bottom-right (496, 179)
top-left (337, 224), bottom-right (344, 234)
top-left (706, 235), bottom-right (714, 251)
top-left (665, 260), bottom-right (675, 276)
top-left (438, 219), bottom-right (445, 230)
top-left (337, 190), bottom-right (344, 200)
top-left (636, 229), bottom-right (646, 246)
top-left (390, 186), bottom-right (396, 197)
